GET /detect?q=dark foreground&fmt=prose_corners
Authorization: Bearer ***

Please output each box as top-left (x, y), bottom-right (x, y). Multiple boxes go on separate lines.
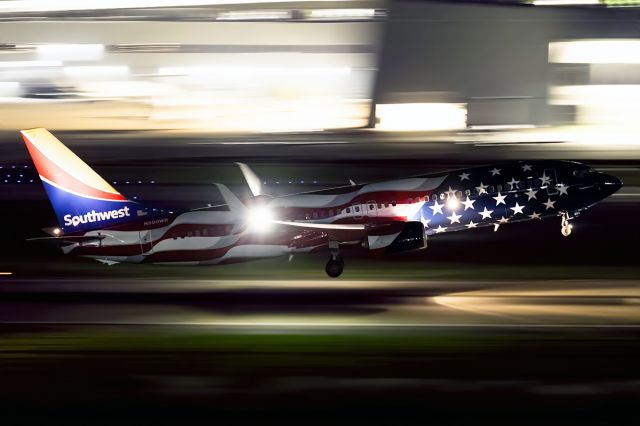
top-left (2, 325), bottom-right (639, 425)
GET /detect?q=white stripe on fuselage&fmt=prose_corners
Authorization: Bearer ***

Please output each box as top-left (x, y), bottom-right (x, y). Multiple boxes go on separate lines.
top-left (270, 176), bottom-right (447, 208)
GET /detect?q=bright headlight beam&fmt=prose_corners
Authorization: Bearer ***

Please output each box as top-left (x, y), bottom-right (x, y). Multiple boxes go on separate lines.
top-left (246, 206), bottom-right (275, 233)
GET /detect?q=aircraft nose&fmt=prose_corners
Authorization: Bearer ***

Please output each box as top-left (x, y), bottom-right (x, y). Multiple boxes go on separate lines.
top-left (597, 173), bottom-right (623, 197)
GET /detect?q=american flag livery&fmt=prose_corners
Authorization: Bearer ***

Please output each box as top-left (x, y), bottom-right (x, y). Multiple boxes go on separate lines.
top-left (23, 128), bottom-right (622, 277)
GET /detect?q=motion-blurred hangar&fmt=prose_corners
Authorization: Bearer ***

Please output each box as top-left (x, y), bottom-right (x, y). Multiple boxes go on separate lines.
top-left (0, 0), bottom-right (639, 140)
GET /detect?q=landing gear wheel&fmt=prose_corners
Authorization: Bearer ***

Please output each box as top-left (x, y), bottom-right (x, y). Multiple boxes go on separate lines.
top-left (560, 211), bottom-right (573, 237)
top-left (325, 256), bottom-right (344, 278)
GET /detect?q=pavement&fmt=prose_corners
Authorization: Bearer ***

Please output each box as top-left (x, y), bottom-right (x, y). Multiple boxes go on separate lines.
top-left (1, 277), bottom-right (638, 329)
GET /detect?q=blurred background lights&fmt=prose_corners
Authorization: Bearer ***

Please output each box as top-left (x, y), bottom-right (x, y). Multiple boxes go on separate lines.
top-left (375, 103), bottom-right (467, 131)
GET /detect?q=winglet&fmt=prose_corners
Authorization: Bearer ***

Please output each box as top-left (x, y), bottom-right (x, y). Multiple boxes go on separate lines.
top-left (236, 162), bottom-right (262, 197)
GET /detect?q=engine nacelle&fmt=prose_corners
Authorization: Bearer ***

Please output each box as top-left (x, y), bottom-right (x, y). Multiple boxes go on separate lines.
top-left (365, 221), bottom-right (427, 254)
top-left (385, 221), bottom-right (427, 254)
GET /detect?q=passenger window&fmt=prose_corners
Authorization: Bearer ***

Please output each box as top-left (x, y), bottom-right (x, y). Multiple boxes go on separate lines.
top-left (497, 184), bottom-right (502, 192)
top-left (488, 186), bottom-right (495, 193)
top-left (328, 209), bottom-right (334, 217)
top-left (440, 193), bottom-right (445, 200)
top-left (202, 229), bottom-right (208, 237)
top-left (519, 181), bottom-right (526, 189)
top-left (465, 189), bottom-right (471, 196)
top-left (312, 212), bottom-right (318, 219)
top-left (504, 183), bottom-right (511, 191)
top-left (195, 230), bottom-right (201, 237)
top-left (431, 194), bottom-right (437, 201)
top-left (384, 201), bottom-right (389, 208)
top-left (187, 231), bottom-right (192, 237)
top-left (415, 196), bottom-right (421, 203)
top-left (355, 206), bottom-right (360, 213)
top-left (346, 207), bottom-right (351, 214)
top-left (455, 191), bottom-right (462, 198)
top-left (392, 201), bottom-right (397, 207)
top-left (407, 198), bottom-right (413, 204)
top-left (369, 204), bottom-right (375, 210)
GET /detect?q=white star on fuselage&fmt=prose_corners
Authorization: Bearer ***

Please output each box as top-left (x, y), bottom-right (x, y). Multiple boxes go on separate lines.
top-left (498, 216), bottom-right (509, 224)
top-left (447, 212), bottom-right (462, 224)
top-left (462, 197), bottom-right (475, 210)
top-left (557, 183), bottom-right (569, 196)
top-left (525, 188), bottom-right (538, 200)
top-left (490, 167), bottom-right (501, 176)
top-left (493, 192), bottom-right (507, 206)
top-left (507, 177), bottom-right (519, 187)
top-left (543, 198), bottom-right (556, 210)
top-left (540, 173), bottom-right (551, 186)
top-left (522, 164), bottom-right (532, 172)
top-left (510, 202), bottom-right (524, 215)
top-left (479, 207), bottom-right (493, 220)
top-left (465, 220), bottom-right (478, 229)
top-left (434, 225), bottom-right (447, 234)
top-left (430, 200), bottom-right (444, 215)
top-left (476, 182), bottom-right (488, 195)
top-left (529, 211), bottom-right (541, 220)
top-left (459, 172), bottom-right (470, 181)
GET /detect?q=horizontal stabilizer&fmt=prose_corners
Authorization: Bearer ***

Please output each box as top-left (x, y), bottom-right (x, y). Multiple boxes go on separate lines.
top-left (26, 235), bottom-right (106, 245)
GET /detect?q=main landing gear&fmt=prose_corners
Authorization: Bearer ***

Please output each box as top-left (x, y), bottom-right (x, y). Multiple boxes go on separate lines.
top-left (325, 241), bottom-right (344, 278)
top-left (561, 211), bottom-right (573, 237)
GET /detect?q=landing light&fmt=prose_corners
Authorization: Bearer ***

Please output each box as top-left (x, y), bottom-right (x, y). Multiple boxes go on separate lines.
top-left (446, 197), bottom-right (460, 210)
top-left (247, 206), bottom-right (275, 233)
top-left (53, 228), bottom-right (61, 236)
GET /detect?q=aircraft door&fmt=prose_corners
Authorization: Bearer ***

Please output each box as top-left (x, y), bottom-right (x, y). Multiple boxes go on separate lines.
top-left (544, 168), bottom-right (558, 195)
top-left (139, 230), bottom-right (153, 254)
top-left (366, 200), bottom-right (378, 217)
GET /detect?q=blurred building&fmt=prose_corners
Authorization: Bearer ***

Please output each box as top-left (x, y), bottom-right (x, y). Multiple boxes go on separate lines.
top-left (0, 0), bottom-right (639, 138)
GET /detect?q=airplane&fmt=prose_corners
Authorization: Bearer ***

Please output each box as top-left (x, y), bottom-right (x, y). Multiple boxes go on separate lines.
top-left (22, 127), bottom-right (622, 277)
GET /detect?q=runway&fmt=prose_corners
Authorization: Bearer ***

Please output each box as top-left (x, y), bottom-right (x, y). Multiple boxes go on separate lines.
top-left (1, 278), bottom-right (639, 329)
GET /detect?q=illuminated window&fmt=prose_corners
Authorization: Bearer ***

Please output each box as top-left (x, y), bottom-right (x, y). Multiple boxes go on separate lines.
top-left (465, 189), bottom-right (471, 196)
top-left (415, 196), bottom-right (421, 203)
top-left (440, 193), bottom-right (445, 200)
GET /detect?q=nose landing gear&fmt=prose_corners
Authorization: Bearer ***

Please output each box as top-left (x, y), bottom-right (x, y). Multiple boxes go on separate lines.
top-left (561, 211), bottom-right (573, 237)
top-left (325, 241), bottom-right (344, 278)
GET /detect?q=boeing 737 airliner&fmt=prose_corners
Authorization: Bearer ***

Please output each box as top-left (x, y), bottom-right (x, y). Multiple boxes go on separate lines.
top-left (22, 128), bottom-right (622, 277)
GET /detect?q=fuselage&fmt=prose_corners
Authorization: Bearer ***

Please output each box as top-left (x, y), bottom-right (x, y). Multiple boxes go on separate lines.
top-left (63, 160), bottom-right (621, 265)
